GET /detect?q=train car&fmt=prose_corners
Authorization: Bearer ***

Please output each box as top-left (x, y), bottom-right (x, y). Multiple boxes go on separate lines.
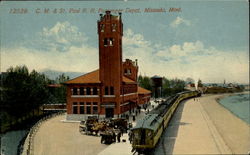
top-left (131, 91), bottom-right (200, 154)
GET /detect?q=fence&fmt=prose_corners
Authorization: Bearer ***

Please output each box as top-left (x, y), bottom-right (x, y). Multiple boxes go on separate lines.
top-left (21, 111), bottom-right (65, 155)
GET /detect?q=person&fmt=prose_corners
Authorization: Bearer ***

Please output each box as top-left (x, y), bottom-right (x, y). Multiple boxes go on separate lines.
top-left (132, 113), bottom-right (136, 121)
top-left (128, 130), bottom-right (134, 144)
top-left (117, 130), bottom-right (121, 142)
top-left (112, 130), bottom-right (116, 143)
top-left (100, 133), bottom-right (105, 144)
top-left (128, 122), bottom-right (132, 129)
top-left (119, 126), bottom-right (124, 136)
top-left (128, 130), bottom-right (132, 143)
top-left (126, 114), bottom-right (129, 121)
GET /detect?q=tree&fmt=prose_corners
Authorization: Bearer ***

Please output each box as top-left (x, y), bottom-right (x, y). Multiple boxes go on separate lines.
top-left (2, 66), bottom-right (50, 120)
top-left (55, 73), bottom-right (70, 84)
top-left (53, 73), bottom-right (69, 103)
top-left (162, 77), bottom-right (186, 96)
top-left (138, 75), bottom-right (152, 91)
top-left (198, 79), bottom-right (203, 87)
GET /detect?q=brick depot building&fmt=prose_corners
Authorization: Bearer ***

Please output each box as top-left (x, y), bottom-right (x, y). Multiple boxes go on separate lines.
top-left (65, 11), bottom-right (151, 120)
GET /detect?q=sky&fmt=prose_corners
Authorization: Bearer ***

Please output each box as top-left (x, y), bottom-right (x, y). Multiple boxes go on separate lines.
top-left (0, 1), bottom-right (249, 84)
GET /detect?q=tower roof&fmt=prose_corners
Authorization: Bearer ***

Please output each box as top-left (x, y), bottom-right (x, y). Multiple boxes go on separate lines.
top-left (99, 10), bottom-right (121, 21)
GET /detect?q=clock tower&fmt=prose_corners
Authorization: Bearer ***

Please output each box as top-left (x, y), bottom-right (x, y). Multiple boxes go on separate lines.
top-left (98, 11), bottom-right (123, 97)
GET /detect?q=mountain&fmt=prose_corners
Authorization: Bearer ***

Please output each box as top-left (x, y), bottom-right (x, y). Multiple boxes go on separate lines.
top-left (41, 69), bottom-right (84, 80)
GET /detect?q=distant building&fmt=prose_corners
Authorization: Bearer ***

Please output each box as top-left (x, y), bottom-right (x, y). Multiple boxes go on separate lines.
top-left (185, 83), bottom-right (196, 91)
top-left (203, 83), bottom-right (244, 94)
top-left (65, 11), bottom-right (151, 120)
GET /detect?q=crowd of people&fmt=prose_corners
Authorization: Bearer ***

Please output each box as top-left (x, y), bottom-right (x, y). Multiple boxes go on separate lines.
top-left (100, 101), bottom-right (158, 145)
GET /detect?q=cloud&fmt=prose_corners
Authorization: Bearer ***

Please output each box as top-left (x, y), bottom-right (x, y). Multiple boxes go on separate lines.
top-left (33, 21), bottom-right (88, 52)
top-left (2, 21), bottom-right (97, 73)
top-left (157, 41), bottom-right (208, 58)
top-left (123, 29), bottom-right (249, 83)
top-left (1, 45), bottom-right (98, 73)
top-left (123, 29), bottom-right (150, 48)
top-left (170, 16), bottom-right (191, 28)
top-left (1, 25), bottom-right (249, 84)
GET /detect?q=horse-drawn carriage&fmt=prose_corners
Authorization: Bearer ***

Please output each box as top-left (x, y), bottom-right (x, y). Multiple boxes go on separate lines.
top-left (79, 117), bottom-right (107, 135)
top-left (109, 118), bottom-right (128, 132)
top-left (100, 128), bottom-right (116, 144)
top-left (79, 117), bottom-right (129, 144)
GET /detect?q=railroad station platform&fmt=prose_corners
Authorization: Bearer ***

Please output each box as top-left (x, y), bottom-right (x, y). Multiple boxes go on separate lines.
top-left (155, 94), bottom-right (249, 154)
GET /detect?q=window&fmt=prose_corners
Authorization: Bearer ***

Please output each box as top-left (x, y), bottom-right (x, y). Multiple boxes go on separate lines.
top-left (110, 87), bottom-right (114, 95)
top-left (101, 24), bottom-right (105, 32)
top-left (112, 24), bottom-right (116, 32)
top-left (73, 102), bottom-right (78, 114)
top-left (109, 38), bottom-right (113, 46)
top-left (127, 69), bottom-right (131, 75)
top-left (73, 88), bottom-right (78, 95)
top-left (105, 86), bottom-right (109, 95)
top-left (80, 87), bottom-right (84, 95)
top-left (80, 102), bottom-right (84, 114)
top-left (93, 106), bottom-right (98, 114)
top-left (104, 38), bottom-right (113, 46)
top-left (104, 38), bottom-right (108, 46)
top-left (93, 87), bottom-right (98, 95)
top-left (86, 87), bottom-right (91, 95)
top-left (93, 102), bottom-right (98, 114)
top-left (87, 106), bottom-right (91, 114)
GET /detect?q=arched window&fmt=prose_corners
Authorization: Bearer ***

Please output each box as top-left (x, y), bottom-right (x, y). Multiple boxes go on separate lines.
top-left (104, 38), bottom-right (108, 46)
top-left (101, 24), bottom-right (105, 32)
top-left (112, 23), bottom-right (116, 32)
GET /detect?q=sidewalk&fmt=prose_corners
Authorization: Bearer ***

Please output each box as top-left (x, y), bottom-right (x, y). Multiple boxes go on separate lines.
top-left (155, 95), bottom-right (232, 154)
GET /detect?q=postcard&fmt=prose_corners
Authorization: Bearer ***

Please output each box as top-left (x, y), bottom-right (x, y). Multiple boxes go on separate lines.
top-left (0, 1), bottom-right (249, 155)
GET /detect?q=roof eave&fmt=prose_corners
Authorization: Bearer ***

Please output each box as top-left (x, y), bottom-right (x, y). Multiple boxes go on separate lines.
top-left (64, 82), bottom-right (101, 85)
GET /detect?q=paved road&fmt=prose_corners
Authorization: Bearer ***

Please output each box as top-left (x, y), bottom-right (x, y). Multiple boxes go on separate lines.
top-left (155, 94), bottom-right (249, 154)
top-left (33, 115), bottom-right (108, 155)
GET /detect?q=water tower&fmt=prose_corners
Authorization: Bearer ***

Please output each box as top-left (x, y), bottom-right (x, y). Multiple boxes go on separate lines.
top-left (151, 75), bottom-right (163, 98)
